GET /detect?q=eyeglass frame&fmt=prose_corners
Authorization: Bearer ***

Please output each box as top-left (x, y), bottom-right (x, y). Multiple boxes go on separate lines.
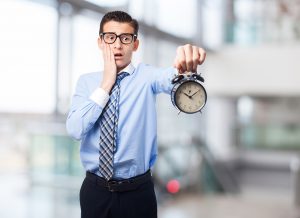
top-left (99, 32), bottom-right (138, 44)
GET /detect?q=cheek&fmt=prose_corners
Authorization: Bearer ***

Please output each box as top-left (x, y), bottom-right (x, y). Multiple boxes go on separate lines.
top-left (124, 50), bottom-right (133, 58)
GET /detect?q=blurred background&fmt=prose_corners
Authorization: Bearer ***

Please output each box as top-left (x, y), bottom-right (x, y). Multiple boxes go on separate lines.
top-left (1, 0), bottom-right (300, 217)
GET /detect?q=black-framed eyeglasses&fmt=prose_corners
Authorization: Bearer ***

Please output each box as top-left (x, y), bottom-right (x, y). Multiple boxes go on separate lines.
top-left (100, 32), bottom-right (137, 44)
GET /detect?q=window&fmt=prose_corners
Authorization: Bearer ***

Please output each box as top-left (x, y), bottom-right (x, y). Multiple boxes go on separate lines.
top-left (72, 13), bottom-right (103, 89)
top-left (154, 0), bottom-right (197, 38)
top-left (0, 1), bottom-right (57, 113)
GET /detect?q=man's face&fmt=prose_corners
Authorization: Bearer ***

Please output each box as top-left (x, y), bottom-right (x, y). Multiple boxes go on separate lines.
top-left (98, 21), bottom-right (139, 72)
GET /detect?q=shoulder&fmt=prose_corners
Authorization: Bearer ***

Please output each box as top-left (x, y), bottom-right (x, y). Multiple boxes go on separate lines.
top-left (135, 63), bottom-right (160, 73)
top-left (134, 63), bottom-right (167, 79)
top-left (75, 72), bottom-right (102, 93)
top-left (79, 71), bottom-right (101, 81)
top-left (135, 63), bottom-right (176, 79)
top-left (76, 71), bottom-right (102, 85)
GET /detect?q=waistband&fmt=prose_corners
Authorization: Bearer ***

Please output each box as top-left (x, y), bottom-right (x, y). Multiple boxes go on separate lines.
top-left (85, 170), bottom-right (152, 192)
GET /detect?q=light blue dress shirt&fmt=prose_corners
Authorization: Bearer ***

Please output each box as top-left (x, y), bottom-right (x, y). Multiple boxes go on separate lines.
top-left (66, 63), bottom-right (176, 179)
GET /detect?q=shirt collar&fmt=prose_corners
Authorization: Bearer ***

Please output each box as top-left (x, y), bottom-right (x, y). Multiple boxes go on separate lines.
top-left (119, 62), bottom-right (135, 75)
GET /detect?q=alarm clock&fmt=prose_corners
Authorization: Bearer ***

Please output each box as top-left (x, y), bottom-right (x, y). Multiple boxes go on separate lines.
top-left (171, 72), bottom-right (207, 114)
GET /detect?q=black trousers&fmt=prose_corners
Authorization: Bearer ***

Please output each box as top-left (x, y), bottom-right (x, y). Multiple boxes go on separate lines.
top-left (80, 174), bottom-right (157, 218)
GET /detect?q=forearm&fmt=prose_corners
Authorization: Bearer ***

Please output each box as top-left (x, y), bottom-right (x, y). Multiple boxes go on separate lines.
top-left (152, 67), bottom-right (176, 95)
top-left (66, 101), bottom-right (102, 140)
top-left (66, 87), bottom-right (109, 140)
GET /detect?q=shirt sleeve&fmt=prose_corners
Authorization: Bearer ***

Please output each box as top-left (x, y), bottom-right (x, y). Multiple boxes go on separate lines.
top-left (89, 88), bottom-right (109, 107)
top-left (151, 66), bottom-right (177, 95)
top-left (66, 75), bottom-right (107, 140)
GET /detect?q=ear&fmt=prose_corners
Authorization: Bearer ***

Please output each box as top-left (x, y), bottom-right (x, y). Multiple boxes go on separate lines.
top-left (97, 37), bottom-right (104, 50)
top-left (133, 39), bottom-right (139, 51)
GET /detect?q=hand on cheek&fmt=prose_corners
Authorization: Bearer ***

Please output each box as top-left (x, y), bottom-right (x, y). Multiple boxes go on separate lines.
top-left (100, 42), bottom-right (117, 93)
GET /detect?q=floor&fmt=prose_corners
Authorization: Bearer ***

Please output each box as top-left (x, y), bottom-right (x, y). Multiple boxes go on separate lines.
top-left (159, 190), bottom-right (293, 218)
top-left (0, 171), bottom-right (296, 218)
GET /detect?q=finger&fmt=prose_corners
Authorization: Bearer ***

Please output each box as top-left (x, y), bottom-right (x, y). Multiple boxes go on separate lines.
top-left (173, 58), bottom-right (177, 68)
top-left (178, 67), bottom-right (184, 74)
top-left (177, 46), bottom-right (187, 72)
top-left (174, 59), bottom-right (184, 74)
top-left (108, 43), bottom-right (114, 62)
top-left (101, 40), bottom-right (106, 55)
top-left (106, 43), bottom-right (113, 62)
top-left (103, 42), bottom-right (109, 62)
top-left (99, 39), bottom-right (104, 49)
top-left (192, 46), bottom-right (201, 72)
top-left (198, 47), bottom-right (206, 65)
top-left (173, 58), bottom-right (179, 71)
top-left (183, 44), bottom-right (193, 72)
top-left (106, 43), bottom-right (115, 65)
top-left (173, 58), bottom-right (179, 70)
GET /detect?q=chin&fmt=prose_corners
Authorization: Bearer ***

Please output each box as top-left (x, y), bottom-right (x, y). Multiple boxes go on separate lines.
top-left (116, 61), bottom-right (130, 71)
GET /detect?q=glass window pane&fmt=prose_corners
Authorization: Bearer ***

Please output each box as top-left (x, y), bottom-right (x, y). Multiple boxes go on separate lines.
top-left (202, 0), bottom-right (224, 49)
top-left (0, 1), bottom-right (57, 113)
top-left (72, 14), bottom-right (103, 89)
top-left (85, 0), bottom-right (128, 7)
top-left (155, 0), bottom-right (197, 38)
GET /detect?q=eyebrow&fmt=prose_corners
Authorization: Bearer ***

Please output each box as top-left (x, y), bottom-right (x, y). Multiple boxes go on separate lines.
top-left (102, 32), bottom-right (135, 35)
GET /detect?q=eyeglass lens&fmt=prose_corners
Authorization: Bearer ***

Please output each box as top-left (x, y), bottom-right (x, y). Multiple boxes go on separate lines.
top-left (103, 33), bottom-right (134, 44)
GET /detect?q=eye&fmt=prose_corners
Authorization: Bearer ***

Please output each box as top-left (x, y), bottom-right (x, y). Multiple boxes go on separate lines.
top-left (121, 34), bottom-right (132, 42)
top-left (104, 34), bottom-right (116, 41)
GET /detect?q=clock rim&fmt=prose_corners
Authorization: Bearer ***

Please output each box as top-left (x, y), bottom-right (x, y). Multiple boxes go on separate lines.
top-left (171, 80), bottom-right (207, 114)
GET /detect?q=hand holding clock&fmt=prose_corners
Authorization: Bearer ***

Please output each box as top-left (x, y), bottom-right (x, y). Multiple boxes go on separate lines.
top-left (171, 44), bottom-right (207, 114)
top-left (173, 44), bottom-right (206, 74)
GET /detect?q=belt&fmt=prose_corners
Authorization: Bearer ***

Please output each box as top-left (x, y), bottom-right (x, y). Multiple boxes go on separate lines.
top-left (85, 170), bottom-right (152, 192)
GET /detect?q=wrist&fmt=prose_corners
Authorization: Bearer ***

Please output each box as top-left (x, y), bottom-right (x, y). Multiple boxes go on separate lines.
top-left (89, 88), bottom-right (109, 107)
top-left (100, 81), bottom-right (114, 93)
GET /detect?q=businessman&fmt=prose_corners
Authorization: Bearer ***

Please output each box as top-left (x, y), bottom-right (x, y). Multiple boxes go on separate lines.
top-left (66, 10), bottom-right (206, 218)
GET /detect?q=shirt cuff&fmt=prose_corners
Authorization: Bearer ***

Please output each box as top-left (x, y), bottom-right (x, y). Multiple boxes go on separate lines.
top-left (89, 88), bottom-right (109, 107)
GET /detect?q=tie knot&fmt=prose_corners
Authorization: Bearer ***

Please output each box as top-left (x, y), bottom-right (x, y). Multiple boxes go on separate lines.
top-left (116, 72), bottom-right (129, 84)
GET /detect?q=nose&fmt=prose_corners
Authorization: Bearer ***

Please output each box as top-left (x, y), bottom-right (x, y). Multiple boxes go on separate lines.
top-left (113, 37), bottom-right (123, 49)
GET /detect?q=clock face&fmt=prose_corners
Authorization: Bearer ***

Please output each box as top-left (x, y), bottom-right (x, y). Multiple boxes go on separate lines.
top-left (174, 81), bottom-right (206, 113)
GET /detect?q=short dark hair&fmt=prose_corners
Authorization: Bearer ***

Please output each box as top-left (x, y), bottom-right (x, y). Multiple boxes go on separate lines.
top-left (99, 11), bottom-right (139, 36)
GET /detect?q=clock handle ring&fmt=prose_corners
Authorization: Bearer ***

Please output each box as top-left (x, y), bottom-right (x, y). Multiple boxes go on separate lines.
top-left (171, 74), bottom-right (184, 84)
top-left (192, 73), bottom-right (205, 82)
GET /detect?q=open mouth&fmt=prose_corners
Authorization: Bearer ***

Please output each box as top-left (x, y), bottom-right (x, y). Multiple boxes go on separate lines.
top-left (114, 53), bottom-right (123, 58)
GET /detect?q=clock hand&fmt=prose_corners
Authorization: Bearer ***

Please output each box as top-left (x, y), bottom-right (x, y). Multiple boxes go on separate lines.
top-left (190, 89), bottom-right (200, 97)
top-left (183, 92), bottom-right (192, 98)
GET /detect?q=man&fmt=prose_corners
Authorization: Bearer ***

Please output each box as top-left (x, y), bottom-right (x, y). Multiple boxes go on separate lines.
top-left (66, 11), bottom-right (206, 218)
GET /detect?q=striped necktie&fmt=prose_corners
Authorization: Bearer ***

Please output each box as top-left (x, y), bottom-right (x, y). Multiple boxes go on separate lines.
top-left (99, 72), bottom-right (128, 180)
